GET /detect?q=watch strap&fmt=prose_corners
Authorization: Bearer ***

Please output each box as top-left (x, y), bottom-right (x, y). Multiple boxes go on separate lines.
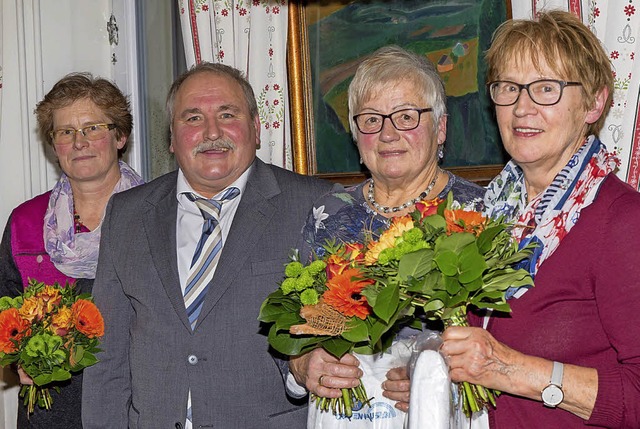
top-left (550, 361), bottom-right (564, 387)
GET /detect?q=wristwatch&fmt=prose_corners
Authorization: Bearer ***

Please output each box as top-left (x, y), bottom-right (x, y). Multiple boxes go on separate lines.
top-left (541, 361), bottom-right (564, 407)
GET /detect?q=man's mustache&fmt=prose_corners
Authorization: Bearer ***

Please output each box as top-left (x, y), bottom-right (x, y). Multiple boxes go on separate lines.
top-left (193, 138), bottom-right (236, 155)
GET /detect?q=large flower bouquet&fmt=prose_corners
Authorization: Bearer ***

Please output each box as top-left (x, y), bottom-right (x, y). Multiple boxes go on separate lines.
top-left (0, 279), bottom-right (104, 414)
top-left (361, 194), bottom-right (535, 416)
top-left (259, 240), bottom-right (419, 418)
top-left (259, 194), bottom-right (534, 418)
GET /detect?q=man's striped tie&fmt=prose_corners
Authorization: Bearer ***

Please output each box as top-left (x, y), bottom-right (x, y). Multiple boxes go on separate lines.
top-left (184, 187), bottom-right (240, 329)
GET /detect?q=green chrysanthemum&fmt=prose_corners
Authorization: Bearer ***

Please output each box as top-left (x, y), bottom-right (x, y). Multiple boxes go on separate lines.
top-left (0, 296), bottom-right (18, 311)
top-left (307, 260), bottom-right (327, 276)
top-left (402, 227), bottom-right (424, 244)
top-left (24, 335), bottom-right (47, 358)
top-left (295, 272), bottom-right (315, 291)
top-left (377, 248), bottom-right (395, 266)
top-left (284, 261), bottom-right (304, 278)
top-left (300, 289), bottom-right (319, 305)
top-left (280, 278), bottom-right (297, 295)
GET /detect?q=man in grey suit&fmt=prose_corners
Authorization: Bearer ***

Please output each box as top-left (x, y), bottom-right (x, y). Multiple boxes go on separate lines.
top-left (81, 62), bottom-right (332, 428)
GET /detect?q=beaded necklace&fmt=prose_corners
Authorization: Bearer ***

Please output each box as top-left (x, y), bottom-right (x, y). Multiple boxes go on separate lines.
top-left (367, 169), bottom-right (440, 214)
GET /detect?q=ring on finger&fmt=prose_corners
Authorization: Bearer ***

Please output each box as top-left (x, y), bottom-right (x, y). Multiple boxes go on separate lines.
top-left (318, 375), bottom-right (326, 386)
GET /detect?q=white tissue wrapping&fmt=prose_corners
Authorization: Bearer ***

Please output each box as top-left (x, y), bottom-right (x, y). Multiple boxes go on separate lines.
top-left (408, 350), bottom-right (450, 429)
top-left (306, 341), bottom-right (411, 429)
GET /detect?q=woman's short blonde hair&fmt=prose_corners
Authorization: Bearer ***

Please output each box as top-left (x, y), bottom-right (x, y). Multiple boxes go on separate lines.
top-left (348, 45), bottom-right (446, 138)
top-left (35, 72), bottom-right (132, 157)
top-left (485, 10), bottom-right (613, 136)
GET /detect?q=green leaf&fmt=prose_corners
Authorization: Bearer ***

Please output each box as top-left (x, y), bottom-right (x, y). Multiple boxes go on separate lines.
top-left (267, 324), bottom-right (325, 355)
top-left (341, 318), bottom-right (369, 343)
top-left (483, 270), bottom-right (533, 292)
top-left (398, 249), bottom-right (434, 280)
top-left (361, 284), bottom-right (381, 308)
top-left (435, 232), bottom-right (475, 253)
top-left (463, 277), bottom-right (483, 292)
top-left (51, 367), bottom-right (72, 382)
top-left (372, 283), bottom-right (399, 323)
top-left (405, 271), bottom-right (438, 295)
top-left (423, 299), bottom-right (444, 314)
top-left (446, 290), bottom-right (469, 308)
top-left (458, 244), bottom-right (488, 284)
top-left (258, 301), bottom-right (297, 323)
top-left (444, 276), bottom-right (461, 296)
top-left (33, 373), bottom-right (53, 386)
top-left (78, 353), bottom-right (98, 368)
top-left (423, 214), bottom-right (446, 230)
top-left (477, 301), bottom-right (511, 313)
top-left (477, 225), bottom-right (506, 254)
top-left (434, 250), bottom-right (458, 276)
top-left (323, 338), bottom-right (353, 358)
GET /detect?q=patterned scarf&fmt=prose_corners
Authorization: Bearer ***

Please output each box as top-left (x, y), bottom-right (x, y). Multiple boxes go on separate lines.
top-left (43, 161), bottom-right (144, 279)
top-left (484, 136), bottom-right (618, 298)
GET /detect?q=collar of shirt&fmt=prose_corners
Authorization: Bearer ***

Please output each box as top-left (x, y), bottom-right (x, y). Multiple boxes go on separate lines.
top-left (174, 165), bottom-right (253, 289)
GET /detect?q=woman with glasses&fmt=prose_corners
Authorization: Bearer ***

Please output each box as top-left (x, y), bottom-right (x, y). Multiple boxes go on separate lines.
top-left (287, 45), bottom-right (484, 415)
top-left (438, 11), bottom-right (640, 427)
top-left (0, 72), bottom-right (143, 428)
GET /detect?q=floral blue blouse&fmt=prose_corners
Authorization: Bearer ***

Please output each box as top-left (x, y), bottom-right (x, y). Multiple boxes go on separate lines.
top-left (300, 171), bottom-right (485, 261)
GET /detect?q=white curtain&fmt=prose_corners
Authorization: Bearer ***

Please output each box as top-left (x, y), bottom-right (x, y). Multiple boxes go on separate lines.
top-left (177, 0), bottom-right (292, 170)
top-left (512, 1), bottom-right (640, 190)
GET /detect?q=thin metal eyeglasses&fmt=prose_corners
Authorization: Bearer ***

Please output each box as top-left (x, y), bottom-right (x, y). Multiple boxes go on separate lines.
top-left (488, 79), bottom-right (582, 106)
top-left (50, 123), bottom-right (116, 145)
top-left (352, 108), bottom-right (433, 134)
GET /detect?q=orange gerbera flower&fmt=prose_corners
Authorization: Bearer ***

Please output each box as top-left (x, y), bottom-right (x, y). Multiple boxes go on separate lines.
top-left (365, 215), bottom-right (414, 265)
top-left (71, 300), bottom-right (104, 338)
top-left (445, 209), bottom-right (486, 236)
top-left (323, 268), bottom-right (373, 320)
top-left (0, 308), bottom-right (30, 353)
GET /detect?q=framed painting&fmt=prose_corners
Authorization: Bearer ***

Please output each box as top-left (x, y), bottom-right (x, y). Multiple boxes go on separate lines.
top-left (288, 0), bottom-right (511, 185)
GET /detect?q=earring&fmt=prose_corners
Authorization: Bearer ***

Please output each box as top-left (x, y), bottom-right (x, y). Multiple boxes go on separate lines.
top-left (437, 144), bottom-right (444, 160)
top-left (359, 157), bottom-right (363, 164)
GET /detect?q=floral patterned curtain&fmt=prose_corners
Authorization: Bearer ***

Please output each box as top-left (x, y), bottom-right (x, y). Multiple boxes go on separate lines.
top-left (513, 1), bottom-right (640, 190)
top-left (177, 0), bottom-right (292, 170)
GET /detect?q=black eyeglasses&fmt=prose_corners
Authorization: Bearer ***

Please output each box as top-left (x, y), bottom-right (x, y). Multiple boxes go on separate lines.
top-left (488, 79), bottom-right (582, 106)
top-left (352, 108), bottom-right (432, 134)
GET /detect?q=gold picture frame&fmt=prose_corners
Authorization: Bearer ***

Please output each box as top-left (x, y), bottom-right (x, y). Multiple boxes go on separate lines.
top-left (288, 1), bottom-right (511, 186)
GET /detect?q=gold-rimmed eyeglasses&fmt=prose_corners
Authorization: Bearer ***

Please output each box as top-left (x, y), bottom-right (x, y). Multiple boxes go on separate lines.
top-left (352, 108), bottom-right (433, 134)
top-left (487, 79), bottom-right (582, 106)
top-left (50, 123), bottom-right (116, 145)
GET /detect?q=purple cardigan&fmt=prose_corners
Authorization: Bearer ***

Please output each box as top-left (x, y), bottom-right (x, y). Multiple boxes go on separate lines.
top-left (10, 191), bottom-right (76, 288)
top-left (470, 174), bottom-right (640, 428)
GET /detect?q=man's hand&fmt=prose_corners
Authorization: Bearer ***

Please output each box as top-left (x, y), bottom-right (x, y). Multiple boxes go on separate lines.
top-left (290, 349), bottom-right (362, 398)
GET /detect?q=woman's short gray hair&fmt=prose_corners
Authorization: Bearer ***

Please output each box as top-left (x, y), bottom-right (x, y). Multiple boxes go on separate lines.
top-left (348, 45), bottom-right (447, 138)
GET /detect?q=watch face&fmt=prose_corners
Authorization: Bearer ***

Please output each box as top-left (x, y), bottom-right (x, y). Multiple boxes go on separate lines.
top-left (542, 384), bottom-right (564, 407)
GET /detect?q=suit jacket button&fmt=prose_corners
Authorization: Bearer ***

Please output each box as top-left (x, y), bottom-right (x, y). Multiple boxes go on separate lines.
top-left (188, 354), bottom-right (198, 365)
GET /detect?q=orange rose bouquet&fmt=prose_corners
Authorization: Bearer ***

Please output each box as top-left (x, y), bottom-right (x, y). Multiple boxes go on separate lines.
top-left (0, 279), bottom-right (104, 414)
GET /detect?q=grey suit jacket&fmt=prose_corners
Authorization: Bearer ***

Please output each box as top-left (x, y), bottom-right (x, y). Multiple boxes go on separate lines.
top-left (82, 159), bottom-right (332, 428)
